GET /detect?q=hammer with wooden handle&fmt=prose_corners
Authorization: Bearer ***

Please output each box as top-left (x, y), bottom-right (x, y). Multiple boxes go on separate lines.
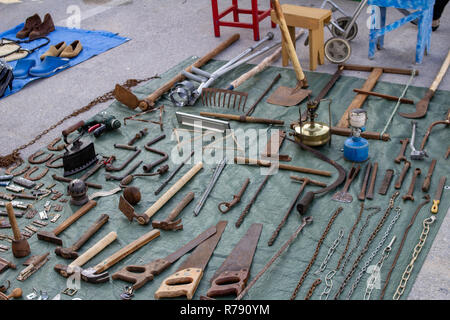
top-left (6, 202), bottom-right (30, 258)
top-left (54, 231), bottom-right (117, 278)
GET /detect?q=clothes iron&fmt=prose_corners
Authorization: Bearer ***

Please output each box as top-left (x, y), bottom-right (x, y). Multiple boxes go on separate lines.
top-left (62, 120), bottom-right (98, 177)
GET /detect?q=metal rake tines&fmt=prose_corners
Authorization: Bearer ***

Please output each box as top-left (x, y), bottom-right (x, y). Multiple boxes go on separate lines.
top-left (201, 88), bottom-right (248, 111)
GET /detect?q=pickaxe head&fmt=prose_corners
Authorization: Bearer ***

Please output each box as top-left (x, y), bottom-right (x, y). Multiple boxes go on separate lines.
top-left (37, 231), bottom-right (62, 245)
top-left (81, 267), bottom-right (110, 283)
top-left (54, 246), bottom-right (79, 260)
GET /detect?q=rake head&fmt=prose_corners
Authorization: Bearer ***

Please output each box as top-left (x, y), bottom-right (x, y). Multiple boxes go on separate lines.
top-left (201, 88), bottom-right (248, 111)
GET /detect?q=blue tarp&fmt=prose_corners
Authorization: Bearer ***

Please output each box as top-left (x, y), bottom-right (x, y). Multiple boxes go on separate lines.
top-left (0, 23), bottom-right (129, 99)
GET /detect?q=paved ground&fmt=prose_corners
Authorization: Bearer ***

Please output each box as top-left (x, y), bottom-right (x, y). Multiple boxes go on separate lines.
top-left (0, 0), bottom-right (449, 299)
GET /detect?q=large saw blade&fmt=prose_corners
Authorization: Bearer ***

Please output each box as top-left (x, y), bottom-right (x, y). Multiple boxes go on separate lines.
top-left (210, 223), bottom-right (262, 283)
top-left (176, 220), bottom-right (227, 272)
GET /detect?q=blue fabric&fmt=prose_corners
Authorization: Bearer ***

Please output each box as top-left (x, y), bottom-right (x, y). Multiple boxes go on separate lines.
top-left (0, 23), bottom-right (129, 99)
top-left (12, 59), bottom-right (36, 78)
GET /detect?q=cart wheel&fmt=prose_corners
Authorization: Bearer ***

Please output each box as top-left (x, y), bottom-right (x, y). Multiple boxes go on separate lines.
top-left (331, 17), bottom-right (358, 41)
top-left (324, 37), bottom-right (352, 64)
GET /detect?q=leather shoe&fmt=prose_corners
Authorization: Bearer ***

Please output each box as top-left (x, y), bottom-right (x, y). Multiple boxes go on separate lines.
top-left (59, 40), bottom-right (83, 59)
top-left (16, 14), bottom-right (42, 39)
top-left (40, 41), bottom-right (67, 60)
top-left (29, 13), bottom-right (55, 40)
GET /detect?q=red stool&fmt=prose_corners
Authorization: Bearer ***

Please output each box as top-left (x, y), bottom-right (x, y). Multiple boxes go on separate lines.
top-left (211, 0), bottom-right (276, 41)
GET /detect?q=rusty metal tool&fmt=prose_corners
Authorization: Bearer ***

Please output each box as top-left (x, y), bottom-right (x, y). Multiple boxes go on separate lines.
top-left (194, 157), bottom-right (226, 216)
top-left (154, 221), bottom-right (227, 300)
top-left (45, 154), bottom-right (64, 168)
top-left (5, 162), bottom-right (30, 176)
top-left (17, 252), bottom-right (49, 281)
top-left (261, 130), bottom-right (290, 162)
top-left (0, 257), bottom-right (16, 274)
top-left (54, 231), bottom-right (117, 279)
top-left (105, 149), bottom-right (141, 172)
top-left (237, 216), bottom-right (312, 300)
top-left (267, 0), bottom-right (310, 106)
top-left (37, 200), bottom-right (96, 245)
top-left (395, 138), bottom-right (410, 163)
top-left (6, 202), bottom-right (30, 258)
top-left (0, 218), bottom-right (11, 228)
top-left (409, 121), bottom-right (429, 160)
top-left (198, 112), bottom-right (284, 126)
top-left (23, 166), bottom-right (49, 181)
top-left (119, 162), bottom-right (203, 225)
top-left (200, 88), bottom-right (248, 110)
top-left (353, 89), bottom-right (414, 104)
top-left (336, 64), bottom-right (417, 128)
top-left (47, 137), bottom-right (66, 151)
top-left (28, 150), bottom-right (53, 164)
top-left (402, 168), bottom-right (421, 201)
top-left (204, 223), bottom-right (262, 298)
top-left (422, 159), bottom-right (437, 192)
top-left (114, 144), bottom-right (137, 151)
top-left (52, 174), bottom-right (102, 189)
top-left (128, 128), bottom-right (148, 146)
top-left (112, 223), bottom-right (218, 296)
top-left (119, 165), bottom-right (169, 187)
top-left (366, 162), bottom-right (378, 200)
top-left (79, 229), bottom-right (160, 284)
top-left (54, 214), bottom-right (110, 259)
top-left (419, 110), bottom-right (450, 151)
top-left (154, 151), bottom-right (194, 196)
top-left (431, 176), bottom-right (446, 214)
top-left (114, 34), bottom-right (241, 110)
top-left (332, 165), bottom-right (361, 203)
top-left (143, 134), bottom-right (168, 172)
top-left (12, 177), bottom-right (36, 189)
top-left (330, 127), bottom-right (390, 141)
top-left (358, 162), bottom-right (372, 201)
top-left (399, 49), bottom-right (450, 118)
top-left (234, 157), bottom-right (332, 177)
top-left (218, 178), bottom-right (250, 214)
top-left (395, 161), bottom-right (411, 189)
top-left (268, 176), bottom-right (326, 247)
top-left (152, 192), bottom-right (194, 231)
top-left (105, 160), bottom-right (142, 182)
top-left (79, 155), bottom-right (114, 181)
top-left (123, 105), bottom-right (165, 131)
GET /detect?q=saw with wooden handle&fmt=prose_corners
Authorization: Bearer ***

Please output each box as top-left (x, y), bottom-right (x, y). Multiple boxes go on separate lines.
top-left (399, 49), bottom-right (450, 118)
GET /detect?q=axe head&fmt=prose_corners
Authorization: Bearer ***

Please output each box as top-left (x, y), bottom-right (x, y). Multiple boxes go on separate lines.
top-left (81, 267), bottom-right (110, 283)
top-left (118, 195), bottom-right (137, 222)
top-left (54, 246), bottom-right (79, 260)
top-left (37, 231), bottom-right (62, 245)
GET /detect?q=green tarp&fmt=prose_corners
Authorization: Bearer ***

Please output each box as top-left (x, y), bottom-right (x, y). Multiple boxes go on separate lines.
top-left (1, 56), bottom-right (448, 300)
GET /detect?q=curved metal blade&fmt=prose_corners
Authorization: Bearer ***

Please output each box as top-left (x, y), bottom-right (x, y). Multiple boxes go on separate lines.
top-left (210, 223), bottom-right (262, 283)
top-left (177, 221), bottom-right (228, 271)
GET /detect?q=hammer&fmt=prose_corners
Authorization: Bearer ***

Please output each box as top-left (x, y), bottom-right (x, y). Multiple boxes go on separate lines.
top-left (54, 231), bottom-right (117, 278)
top-left (37, 200), bottom-right (96, 245)
top-left (152, 192), bottom-right (194, 231)
top-left (6, 202), bottom-right (30, 258)
top-left (60, 229), bottom-right (160, 283)
top-left (54, 214), bottom-right (109, 259)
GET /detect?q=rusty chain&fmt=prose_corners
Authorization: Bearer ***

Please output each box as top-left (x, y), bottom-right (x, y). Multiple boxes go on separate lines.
top-left (333, 191), bottom-right (400, 300)
top-left (290, 206), bottom-right (343, 300)
top-left (0, 76), bottom-right (160, 168)
top-left (304, 278), bottom-right (322, 300)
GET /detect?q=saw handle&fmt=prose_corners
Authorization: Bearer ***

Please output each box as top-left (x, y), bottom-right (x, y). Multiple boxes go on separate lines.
top-left (68, 231), bottom-right (117, 269)
top-left (206, 269), bottom-right (249, 298)
top-left (112, 259), bottom-right (171, 290)
top-left (154, 267), bottom-right (203, 300)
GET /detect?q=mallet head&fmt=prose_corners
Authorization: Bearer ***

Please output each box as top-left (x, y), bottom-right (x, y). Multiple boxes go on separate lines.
top-left (37, 230), bottom-right (63, 245)
top-left (54, 246), bottom-right (79, 259)
top-left (12, 238), bottom-right (31, 258)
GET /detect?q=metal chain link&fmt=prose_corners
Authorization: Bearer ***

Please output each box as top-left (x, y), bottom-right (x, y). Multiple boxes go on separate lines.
top-left (347, 207), bottom-right (402, 299)
top-left (364, 236), bottom-right (396, 300)
top-left (393, 216), bottom-right (436, 300)
top-left (290, 207), bottom-right (343, 300)
top-left (341, 206), bottom-right (381, 272)
top-left (305, 278), bottom-right (322, 300)
top-left (313, 229), bottom-right (345, 275)
top-left (320, 269), bottom-right (336, 300)
top-left (334, 191), bottom-right (400, 300)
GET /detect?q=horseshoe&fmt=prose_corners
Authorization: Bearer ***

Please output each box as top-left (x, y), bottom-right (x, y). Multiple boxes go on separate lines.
top-left (45, 154), bottom-right (64, 168)
top-left (28, 150), bottom-right (54, 164)
top-left (5, 162), bottom-right (30, 176)
top-left (23, 166), bottom-right (49, 181)
top-left (47, 137), bottom-right (67, 151)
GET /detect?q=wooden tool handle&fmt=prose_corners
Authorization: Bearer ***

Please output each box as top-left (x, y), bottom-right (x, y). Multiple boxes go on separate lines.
top-left (154, 267), bottom-right (203, 300)
top-left (353, 89), bottom-right (414, 104)
top-left (271, 0), bottom-right (305, 82)
top-left (199, 112), bottom-right (284, 125)
top-left (62, 120), bottom-right (85, 137)
top-left (94, 229), bottom-right (160, 274)
top-left (143, 34), bottom-right (240, 108)
top-left (7, 288), bottom-right (22, 300)
top-left (230, 30), bottom-right (305, 90)
top-left (430, 49), bottom-right (450, 92)
top-left (53, 200), bottom-right (97, 235)
top-left (330, 127), bottom-right (390, 141)
top-left (343, 165), bottom-right (360, 192)
top-left (69, 231), bottom-right (117, 269)
top-left (6, 203), bottom-right (21, 240)
top-left (71, 214), bottom-right (109, 251)
top-left (167, 192), bottom-right (195, 221)
top-left (144, 163), bottom-right (203, 219)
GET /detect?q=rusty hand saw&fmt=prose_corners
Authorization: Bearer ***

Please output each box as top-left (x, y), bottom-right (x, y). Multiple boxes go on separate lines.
top-left (154, 221), bottom-right (227, 300)
top-left (111, 223), bottom-right (219, 292)
top-left (204, 223), bottom-right (262, 299)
